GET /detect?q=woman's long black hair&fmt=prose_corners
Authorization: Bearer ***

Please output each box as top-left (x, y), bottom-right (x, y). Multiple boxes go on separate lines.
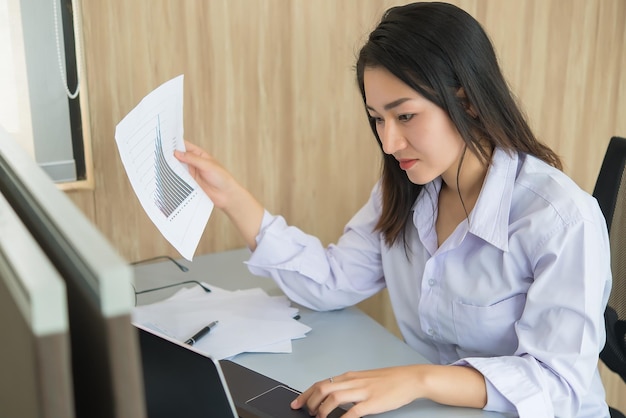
top-left (356, 2), bottom-right (561, 247)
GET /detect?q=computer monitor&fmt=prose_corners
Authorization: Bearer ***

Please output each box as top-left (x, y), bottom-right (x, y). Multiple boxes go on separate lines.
top-left (0, 127), bottom-right (146, 418)
top-left (0, 191), bottom-right (74, 418)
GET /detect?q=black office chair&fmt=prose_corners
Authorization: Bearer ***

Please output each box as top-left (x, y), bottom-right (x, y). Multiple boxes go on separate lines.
top-left (592, 136), bottom-right (626, 418)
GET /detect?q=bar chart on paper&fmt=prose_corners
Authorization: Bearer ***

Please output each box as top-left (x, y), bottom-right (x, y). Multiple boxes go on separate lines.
top-left (153, 116), bottom-right (194, 218)
top-left (115, 75), bottom-right (213, 260)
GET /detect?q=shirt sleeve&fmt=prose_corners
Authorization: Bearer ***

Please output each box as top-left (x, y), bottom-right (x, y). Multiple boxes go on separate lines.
top-left (456, 211), bottom-right (612, 417)
top-left (245, 183), bottom-right (386, 311)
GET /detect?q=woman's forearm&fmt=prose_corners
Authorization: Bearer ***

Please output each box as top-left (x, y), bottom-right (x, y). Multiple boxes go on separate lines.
top-left (221, 184), bottom-right (264, 250)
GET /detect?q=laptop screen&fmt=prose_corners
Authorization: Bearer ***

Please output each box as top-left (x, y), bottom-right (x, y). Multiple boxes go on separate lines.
top-left (137, 324), bottom-right (238, 418)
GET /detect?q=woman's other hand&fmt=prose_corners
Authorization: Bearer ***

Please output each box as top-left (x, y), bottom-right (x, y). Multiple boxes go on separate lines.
top-left (291, 364), bottom-right (486, 418)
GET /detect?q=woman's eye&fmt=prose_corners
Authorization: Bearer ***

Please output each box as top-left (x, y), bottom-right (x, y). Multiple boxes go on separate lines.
top-left (370, 116), bottom-right (384, 125)
top-left (398, 114), bottom-right (414, 122)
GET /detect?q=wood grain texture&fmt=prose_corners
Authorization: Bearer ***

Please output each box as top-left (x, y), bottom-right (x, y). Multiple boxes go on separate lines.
top-left (75, 0), bottom-right (626, 410)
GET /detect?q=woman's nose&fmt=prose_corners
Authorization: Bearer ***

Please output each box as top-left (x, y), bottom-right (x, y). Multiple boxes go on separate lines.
top-left (380, 122), bottom-right (406, 155)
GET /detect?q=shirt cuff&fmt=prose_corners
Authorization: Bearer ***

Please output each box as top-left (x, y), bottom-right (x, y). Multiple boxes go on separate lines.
top-left (484, 378), bottom-right (517, 413)
top-left (248, 211), bottom-right (330, 281)
top-left (255, 210), bottom-right (274, 246)
top-left (455, 357), bottom-right (554, 418)
top-left (453, 359), bottom-right (517, 414)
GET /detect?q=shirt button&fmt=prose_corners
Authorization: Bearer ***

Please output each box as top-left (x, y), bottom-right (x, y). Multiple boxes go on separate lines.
top-left (427, 328), bottom-right (435, 336)
top-left (428, 279), bottom-right (435, 286)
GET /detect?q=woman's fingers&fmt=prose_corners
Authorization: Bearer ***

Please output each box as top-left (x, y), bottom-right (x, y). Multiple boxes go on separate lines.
top-left (182, 140), bottom-right (207, 156)
top-left (291, 367), bottom-right (424, 418)
top-left (292, 375), bottom-right (357, 417)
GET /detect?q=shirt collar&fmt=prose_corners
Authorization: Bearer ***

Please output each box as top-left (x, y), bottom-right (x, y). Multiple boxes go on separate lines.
top-left (412, 147), bottom-right (518, 252)
top-left (467, 147), bottom-right (518, 251)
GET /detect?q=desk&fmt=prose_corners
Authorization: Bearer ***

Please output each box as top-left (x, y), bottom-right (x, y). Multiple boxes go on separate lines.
top-left (134, 248), bottom-right (506, 418)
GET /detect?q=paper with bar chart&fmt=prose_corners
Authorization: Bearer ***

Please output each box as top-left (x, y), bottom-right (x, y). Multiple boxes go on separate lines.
top-left (114, 75), bottom-right (213, 260)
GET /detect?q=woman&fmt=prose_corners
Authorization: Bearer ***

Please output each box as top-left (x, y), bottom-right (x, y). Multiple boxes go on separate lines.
top-left (175, 2), bottom-right (612, 417)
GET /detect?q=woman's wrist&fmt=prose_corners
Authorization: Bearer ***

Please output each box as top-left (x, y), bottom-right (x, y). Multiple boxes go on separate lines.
top-left (415, 364), bottom-right (487, 409)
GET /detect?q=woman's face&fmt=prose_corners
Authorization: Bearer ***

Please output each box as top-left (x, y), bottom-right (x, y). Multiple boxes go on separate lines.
top-left (364, 67), bottom-right (466, 186)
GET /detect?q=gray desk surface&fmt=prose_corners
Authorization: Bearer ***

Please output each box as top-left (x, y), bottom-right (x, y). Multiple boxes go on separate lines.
top-left (133, 248), bottom-right (505, 417)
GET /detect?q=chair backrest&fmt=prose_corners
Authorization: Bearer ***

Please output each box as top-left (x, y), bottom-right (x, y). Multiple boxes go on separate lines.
top-left (593, 136), bottom-right (626, 383)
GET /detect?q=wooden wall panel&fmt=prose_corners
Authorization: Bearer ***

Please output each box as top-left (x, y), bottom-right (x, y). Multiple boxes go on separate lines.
top-left (76, 0), bottom-right (626, 259)
top-left (76, 0), bottom-right (626, 410)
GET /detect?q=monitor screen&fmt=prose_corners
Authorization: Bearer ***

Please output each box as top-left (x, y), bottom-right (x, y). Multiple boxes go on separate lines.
top-left (0, 127), bottom-right (146, 418)
top-left (0, 190), bottom-right (74, 418)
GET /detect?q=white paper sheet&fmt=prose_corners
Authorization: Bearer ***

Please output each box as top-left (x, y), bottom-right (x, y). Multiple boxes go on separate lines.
top-left (114, 75), bottom-right (213, 260)
top-left (132, 284), bottom-right (311, 360)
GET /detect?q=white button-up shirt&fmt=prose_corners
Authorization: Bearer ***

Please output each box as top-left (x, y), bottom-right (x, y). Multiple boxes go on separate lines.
top-left (247, 148), bottom-right (612, 417)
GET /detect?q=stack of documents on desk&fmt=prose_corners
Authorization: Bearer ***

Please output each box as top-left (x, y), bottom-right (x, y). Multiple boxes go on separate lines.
top-left (132, 284), bottom-right (311, 360)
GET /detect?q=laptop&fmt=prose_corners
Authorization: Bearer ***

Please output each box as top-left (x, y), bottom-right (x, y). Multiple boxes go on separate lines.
top-left (136, 323), bottom-right (345, 418)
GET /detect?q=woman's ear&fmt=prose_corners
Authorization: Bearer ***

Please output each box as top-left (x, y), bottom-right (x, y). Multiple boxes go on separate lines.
top-left (456, 87), bottom-right (478, 118)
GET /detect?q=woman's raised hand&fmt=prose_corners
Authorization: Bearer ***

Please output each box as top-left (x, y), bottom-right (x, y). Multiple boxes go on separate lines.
top-left (174, 141), bottom-right (264, 250)
top-left (174, 140), bottom-right (239, 210)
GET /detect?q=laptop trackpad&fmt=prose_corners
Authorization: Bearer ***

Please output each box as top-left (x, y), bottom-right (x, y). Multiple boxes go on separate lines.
top-left (246, 385), bottom-right (345, 418)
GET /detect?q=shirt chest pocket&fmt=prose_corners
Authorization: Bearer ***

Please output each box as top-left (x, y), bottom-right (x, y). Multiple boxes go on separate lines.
top-left (451, 293), bottom-right (525, 357)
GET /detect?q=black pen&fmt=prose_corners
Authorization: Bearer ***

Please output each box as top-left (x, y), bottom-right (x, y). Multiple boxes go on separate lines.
top-left (184, 321), bottom-right (219, 346)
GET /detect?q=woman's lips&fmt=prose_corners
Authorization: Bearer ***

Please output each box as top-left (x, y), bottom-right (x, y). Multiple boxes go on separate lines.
top-left (398, 159), bottom-right (417, 170)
